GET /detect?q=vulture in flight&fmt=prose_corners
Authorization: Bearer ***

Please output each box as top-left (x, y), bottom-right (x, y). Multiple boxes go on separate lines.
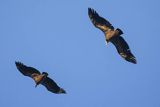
top-left (88, 8), bottom-right (137, 64)
top-left (15, 61), bottom-right (66, 94)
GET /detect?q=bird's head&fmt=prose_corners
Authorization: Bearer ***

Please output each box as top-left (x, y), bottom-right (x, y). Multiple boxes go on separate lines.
top-left (42, 72), bottom-right (48, 76)
top-left (116, 28), bottom-right (123, 35)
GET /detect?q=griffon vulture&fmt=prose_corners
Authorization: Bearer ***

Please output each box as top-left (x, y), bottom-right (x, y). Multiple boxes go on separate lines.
top-left (15, 61), bottom-right (66, 94)
top-left (88, 8), bottom-right (137, 64)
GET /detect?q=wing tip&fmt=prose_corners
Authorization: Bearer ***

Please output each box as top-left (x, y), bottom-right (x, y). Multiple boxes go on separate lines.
top-left (88, 7), bottom-right (92, 11)
top-left (127, 57), bottom-right (137, 64)
top-left (88, 7), bottom-right (97, 17)
top-left (88, 7), bottom-right (93, 12)
top-left (15, 61), bottom-right (23, 66)
top-left (15, 61), bottom-right (27, 70)
top-left (88, 7), bottom-right (92, 16)
top-left (60, 88), bottom-right (67, 94)
top-left (130, 60), bottom-right (137, 64)
top-left (120, 52), bottom-right (137, 64)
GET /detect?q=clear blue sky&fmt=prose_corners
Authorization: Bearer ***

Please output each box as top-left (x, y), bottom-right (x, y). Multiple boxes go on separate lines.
top-left (0, 0), bottom-right (160, 107)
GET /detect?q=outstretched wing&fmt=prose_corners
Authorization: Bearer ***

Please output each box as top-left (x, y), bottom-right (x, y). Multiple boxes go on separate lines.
top-left (41, 77), bottom-right (61, 93)
top-left (15, 61), bottom-right (41, 77)
top-left (88, 8), bottom-right (114, 32)
top-left (110, 36), bottom-right (137, 64)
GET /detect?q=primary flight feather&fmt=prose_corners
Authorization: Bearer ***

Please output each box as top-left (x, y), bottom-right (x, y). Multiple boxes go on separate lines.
top-left (88, 8), bottom-right (137, 64)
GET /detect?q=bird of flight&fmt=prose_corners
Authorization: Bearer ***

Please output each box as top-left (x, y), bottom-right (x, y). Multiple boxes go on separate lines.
top-left (15, 61), bottom-right (66, 94)
top-left (88, 8), bottom-right (137, 64)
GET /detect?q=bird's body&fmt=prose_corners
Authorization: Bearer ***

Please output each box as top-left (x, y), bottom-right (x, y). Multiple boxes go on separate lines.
top-left (31, 73), bottom-right (47, 87)
top-left (15, 61), bottom-right (66, 94)
top-left (104, 29), bottom-right (121, 42)
top-left (88, 8), bottom-right (137, 64)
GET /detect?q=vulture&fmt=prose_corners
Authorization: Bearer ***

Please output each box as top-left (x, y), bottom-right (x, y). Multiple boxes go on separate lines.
top-left (88, 8), bottom-right (137, 64)
top-left (15, 61), bottom-right (66, 94)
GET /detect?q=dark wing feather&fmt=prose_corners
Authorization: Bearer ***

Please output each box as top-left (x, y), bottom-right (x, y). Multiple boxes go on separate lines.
top-left (41, 77), bottom-right (61, 93)
top-left (110, 36), bottom-right (137, 64)
top-left (15, 62), bottom-right (41, 77)
top-left (88, 8), bottom-right (114, 32)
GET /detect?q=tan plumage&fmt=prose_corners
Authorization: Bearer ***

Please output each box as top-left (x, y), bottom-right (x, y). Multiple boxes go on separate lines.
top-left (15, 61), bottom-right (66, 94)
top-left (88, 8), bottom-right (137, 64)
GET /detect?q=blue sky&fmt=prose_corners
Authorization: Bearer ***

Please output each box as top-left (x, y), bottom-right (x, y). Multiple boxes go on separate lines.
top-left (0, 0), bottom-right (160, 107)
